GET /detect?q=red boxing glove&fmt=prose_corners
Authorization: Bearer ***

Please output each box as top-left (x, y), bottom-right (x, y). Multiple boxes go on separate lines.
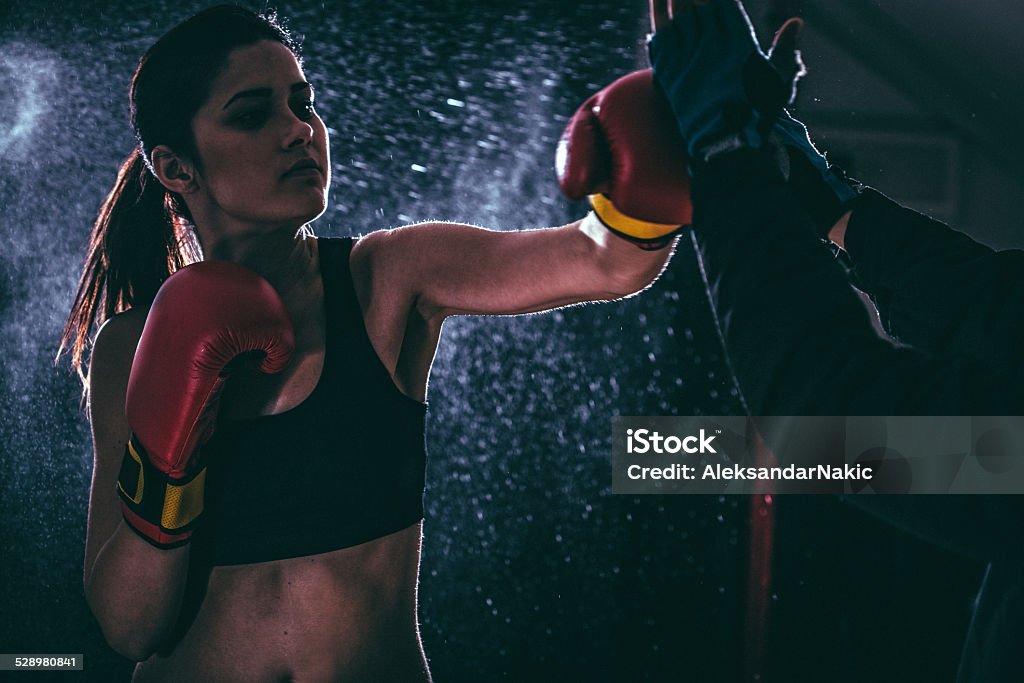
top-left (556, 69), bottom-right (692, 249)
top-left (117, 261), bottom-right (295, 548)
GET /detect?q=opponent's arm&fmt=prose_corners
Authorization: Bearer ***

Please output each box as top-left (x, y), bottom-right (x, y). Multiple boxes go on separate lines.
top-left (696, 149), bottom-right (1024, 560)
top-left (833, 189), bottom-right (1024, 367)
top-left (648, 0), bottom-right (1024, 559)
top-left (767, 74), bottom-right (1024, 365)
top-left (693, 149), bottom-right (1024, 416)
top-left (746, 10), bottom-right (1024, 366)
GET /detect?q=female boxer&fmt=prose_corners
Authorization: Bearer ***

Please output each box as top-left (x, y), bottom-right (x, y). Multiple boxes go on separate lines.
top-left (59, 6), bottom-right (690, 681)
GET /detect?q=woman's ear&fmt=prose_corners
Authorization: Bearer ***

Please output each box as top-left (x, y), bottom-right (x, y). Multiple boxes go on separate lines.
top-left (150, 145), bottom-right (198, 194)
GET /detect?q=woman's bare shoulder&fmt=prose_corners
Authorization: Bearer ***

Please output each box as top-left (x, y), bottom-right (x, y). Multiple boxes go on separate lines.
top-left (348, 223), bottom-right (453, 288)
top-left (89, 307), bottom-right (149, 393)
top-left (348, 222), bottom-right (451, 267)
top-left (93, 308), bottom-right (148, 361)
top-left (348, 228), bottom-right (393, 272)
top-left (348, 229), bottom-right (402, 306)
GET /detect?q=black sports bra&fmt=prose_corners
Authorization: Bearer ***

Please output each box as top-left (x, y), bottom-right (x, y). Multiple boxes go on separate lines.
top-left (193, 237), bottom-right (427, 566)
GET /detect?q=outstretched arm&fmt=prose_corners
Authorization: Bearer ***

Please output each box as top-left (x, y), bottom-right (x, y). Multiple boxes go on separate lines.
top-left (355, 68), bottom-right (691, 324)
top-left (359, 214), bottom-right (673, 323)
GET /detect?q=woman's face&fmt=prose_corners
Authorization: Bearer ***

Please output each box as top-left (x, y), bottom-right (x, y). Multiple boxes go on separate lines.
top-left (188, 40), bottom-right (330, 234)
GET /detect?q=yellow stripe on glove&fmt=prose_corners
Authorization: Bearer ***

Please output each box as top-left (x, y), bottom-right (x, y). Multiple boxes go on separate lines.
top-left (589, 194), bottom-right (683, 244)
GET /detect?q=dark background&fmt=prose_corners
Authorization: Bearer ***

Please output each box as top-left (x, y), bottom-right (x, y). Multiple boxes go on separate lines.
top-left (2, 0), bottom-right (1021, 680)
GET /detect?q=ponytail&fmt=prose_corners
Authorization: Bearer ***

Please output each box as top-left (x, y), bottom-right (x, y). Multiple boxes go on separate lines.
top-left (58, 148), bottom-right (200, 390)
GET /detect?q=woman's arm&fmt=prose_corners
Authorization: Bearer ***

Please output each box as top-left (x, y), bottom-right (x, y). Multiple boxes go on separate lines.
top-left (351, 68), bottom-right (685, 325)
top-left (84, 311), bottom-right (190, 661)
top-left (354, 213), bottom-right (674, 325)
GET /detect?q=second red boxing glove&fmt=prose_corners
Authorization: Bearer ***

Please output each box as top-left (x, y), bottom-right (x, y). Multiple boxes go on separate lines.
top-left (117, 261), bottom-right (295, 548)
top-left (556, 69), bottom-right (692, 249)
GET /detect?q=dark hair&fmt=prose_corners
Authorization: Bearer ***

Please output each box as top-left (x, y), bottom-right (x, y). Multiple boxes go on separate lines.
top-left (59, 5), bottom-right (300, 388)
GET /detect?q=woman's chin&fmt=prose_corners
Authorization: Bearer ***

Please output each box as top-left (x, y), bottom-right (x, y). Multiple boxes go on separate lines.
top-left (300, 201), bottom-right (328, 226)
top-left (283, 195), bottom-right (328, 227)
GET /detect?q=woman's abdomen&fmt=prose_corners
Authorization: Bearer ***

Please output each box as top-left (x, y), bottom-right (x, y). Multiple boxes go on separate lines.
top-left (132, 523), bottom-right (428, 683)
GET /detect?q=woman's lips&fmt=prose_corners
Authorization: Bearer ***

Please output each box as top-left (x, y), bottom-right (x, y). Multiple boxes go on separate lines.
top-left (282, 166), bottom-right (322, 179)
top-left (282, 159), bottom-right (322, 179)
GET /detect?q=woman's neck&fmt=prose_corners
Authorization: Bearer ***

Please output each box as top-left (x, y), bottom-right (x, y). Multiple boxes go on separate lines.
top-left (198, 226), bottom-right (318, 298)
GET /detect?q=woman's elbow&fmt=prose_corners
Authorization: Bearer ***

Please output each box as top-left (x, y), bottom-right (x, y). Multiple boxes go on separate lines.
top-left (97, 615), bottom-right (163, 661)
top-left (607, 261), bottom-right (668, 299)
top-left (608, 247), bottom-right (675, 298)
top-left (85, 583), bottom-right (163, 661)
top-left (106, 630), bottom-right (160, 662)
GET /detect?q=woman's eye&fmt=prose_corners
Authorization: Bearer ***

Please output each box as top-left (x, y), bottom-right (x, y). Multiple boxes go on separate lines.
top-left (293, 101), bottom-right (316, 120)
top-left (231, 110), bottom-right (268, 128)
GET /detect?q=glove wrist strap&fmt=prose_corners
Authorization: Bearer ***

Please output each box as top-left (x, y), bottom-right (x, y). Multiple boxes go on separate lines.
top-left (117, 433), bottom-right (206, 549)
top-left (588, 194), bottom-right (684, 250)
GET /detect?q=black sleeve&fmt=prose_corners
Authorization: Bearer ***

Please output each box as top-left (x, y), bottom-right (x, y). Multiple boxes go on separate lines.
top-left (689, 149), bottom-right (1024, 562)
top-left (691, 150), bottom-right (1022, 416)
top-left (843, 189), bottom-right (1024, 369)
